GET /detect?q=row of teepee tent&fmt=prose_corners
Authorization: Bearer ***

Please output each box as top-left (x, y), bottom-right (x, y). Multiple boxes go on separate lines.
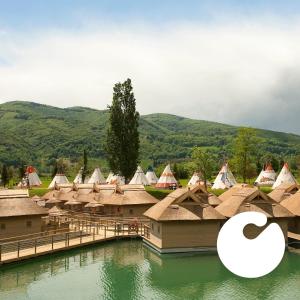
top-left (45, 161), bottom-right (299, 190)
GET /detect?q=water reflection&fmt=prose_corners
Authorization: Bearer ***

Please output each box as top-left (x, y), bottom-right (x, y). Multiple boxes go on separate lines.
top-left (0, 240), bottom-right (299, 300)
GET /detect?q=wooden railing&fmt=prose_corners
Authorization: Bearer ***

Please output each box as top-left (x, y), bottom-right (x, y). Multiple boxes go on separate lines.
top-left (0, 217), bottom-right (149, 263)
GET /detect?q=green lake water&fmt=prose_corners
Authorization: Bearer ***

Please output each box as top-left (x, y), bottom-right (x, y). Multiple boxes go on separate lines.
top-left (0, 240), bottom-right (300, 300)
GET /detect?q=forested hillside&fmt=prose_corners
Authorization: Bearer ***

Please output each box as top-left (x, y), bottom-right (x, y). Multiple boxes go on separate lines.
top-left (0, 101), bottom-right (300, 171)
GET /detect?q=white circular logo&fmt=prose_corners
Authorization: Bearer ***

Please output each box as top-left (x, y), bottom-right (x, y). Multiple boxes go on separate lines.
top-left (217, 212), bottom-right (285, 278)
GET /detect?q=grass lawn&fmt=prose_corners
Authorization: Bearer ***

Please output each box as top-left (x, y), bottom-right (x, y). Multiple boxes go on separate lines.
top-left (26, 176), bottom-right (276, 199)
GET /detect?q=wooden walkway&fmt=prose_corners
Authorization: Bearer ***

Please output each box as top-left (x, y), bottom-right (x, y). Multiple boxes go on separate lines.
top-left (0, 217), bottom-right (148, 265)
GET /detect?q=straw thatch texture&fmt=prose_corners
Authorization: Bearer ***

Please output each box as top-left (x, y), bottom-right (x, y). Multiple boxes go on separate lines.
top-left (218, 184), bottom-right (255, 202)
top-left (280, 190), bottom-right (300, 216)
top-left (0, 189), bottom-right (29, 199)
top-left (144, 186), bottom-right (225, 221)
top-left (216, 187), bottom-right (294, 218)
top-left (268, 183), bottom-right (300, 203)
top-left (0, 198), bottom-right (48, 217)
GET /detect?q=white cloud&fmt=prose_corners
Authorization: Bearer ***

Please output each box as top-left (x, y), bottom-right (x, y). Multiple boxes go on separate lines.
top-left (1, 20), bottom-right (300, 133)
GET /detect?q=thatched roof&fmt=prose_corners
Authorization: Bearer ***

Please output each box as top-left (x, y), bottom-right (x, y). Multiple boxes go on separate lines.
top-left (144, 186), bottom-right (225, 221)
top-left (216, 187), bottom-right (294, 218)
top-left (100, 190), bottom-right (158, 206)
top-left (280, 190), bottom-right (300, 216)
top-left (218, 184), bottom-right (255, 202)
top-left (208, 194), bottom-right (222, 206)
top-left (48, 206), bottom-right (68, 216)
top-left (0, 198), bottom-right (48, 217)
top-left (0, 189), bottom-right (29, 199)
top-left (31, 195), bottom-right (41, 201)
top-left (41, 190), bottom-right (59, 201)
top-left (268, 183), bottom-right (300, 203)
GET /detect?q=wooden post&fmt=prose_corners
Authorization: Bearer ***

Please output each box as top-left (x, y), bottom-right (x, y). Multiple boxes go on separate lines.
top-left (65, 233), bottom-right (68, 247)
top-left (17, 241), bottom-right (20, 258)
top-left (51, 236), bottom-right (54, 250)
top-left (35, 239), bottom-right (37, 254)
top-left (93, 228), bottom-right (95, 241)
top-left (105, 226), bottom-right (106, 238)
top-left (0, 244), bottom-right (2, 262)
top-left (67, 233), bottom-right (69, 246)
top-left (80, 230), bottom-right (82, 244)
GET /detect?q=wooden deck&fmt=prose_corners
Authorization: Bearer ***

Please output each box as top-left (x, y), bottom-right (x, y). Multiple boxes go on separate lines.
top-left (0, 217), bottom-right (148, 265)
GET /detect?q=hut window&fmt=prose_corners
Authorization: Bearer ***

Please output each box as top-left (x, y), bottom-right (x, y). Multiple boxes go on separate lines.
top-left (26, 220), bottom-right (32, 228)
top-left (129, 209), bottom-right (133, 215)
top-left (0, 223), bottom-right (6, 230)
top-left (157, 225), bottom-right (160, 234)
top-left (151, 222), bottom-right (154, 230)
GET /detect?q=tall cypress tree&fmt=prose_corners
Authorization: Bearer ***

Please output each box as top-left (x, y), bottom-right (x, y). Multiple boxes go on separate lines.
top-left (1, 165), bottom-right (9, 187)
top-left (82, 149), bottom-right (88, 183)
top-left (106, 78), bottom-right (140, 181)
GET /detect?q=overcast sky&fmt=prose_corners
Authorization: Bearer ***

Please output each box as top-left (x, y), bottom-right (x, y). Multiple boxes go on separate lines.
top-left (1, 1), bottom-right (300, 134)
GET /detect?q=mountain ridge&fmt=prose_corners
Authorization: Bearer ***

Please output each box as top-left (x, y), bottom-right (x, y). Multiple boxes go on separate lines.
top-left (0, 101), bottom-right (299, 169)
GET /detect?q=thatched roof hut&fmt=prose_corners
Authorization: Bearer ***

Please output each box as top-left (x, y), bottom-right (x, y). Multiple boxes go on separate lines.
top-left (143, 186), bottom-right (225, 253)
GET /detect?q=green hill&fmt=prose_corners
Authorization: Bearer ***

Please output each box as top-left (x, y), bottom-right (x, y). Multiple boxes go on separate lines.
top-left (0, 101), bottom-right (300, 170)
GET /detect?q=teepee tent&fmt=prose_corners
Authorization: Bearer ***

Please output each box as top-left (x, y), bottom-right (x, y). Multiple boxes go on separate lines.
top-left (88, 167), bottom-right (106, 184)
top-left (188, 172), bottom-right (211, 186)
top-left (26, 166), bottom-right (42, 187)
top-left (254, 163), bottom-right (276, 186)
top-left (212, 163), bottom-right (237, 190)
top-left (156, 164), bottom-right (178, 189)
top-left (111, 175), bottom-right (125, 185)
top-left (106, 172), bottom-right (114, 184)
top-left (73, 168), bottom-right (83, 184)
top-left (145, 167), bottom-right (158, 185)
top-left (48, 174), bottom-right (69, 189)
top-left (188, 172), bottom-right (202, 186)
top-left (129, 166), bottom-right (149, 185)
top-left (272, 163), bottom-right (297, 189)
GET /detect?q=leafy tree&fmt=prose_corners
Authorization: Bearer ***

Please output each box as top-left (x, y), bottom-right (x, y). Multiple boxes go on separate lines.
top-left (231, 127), bottom-right (259, 183)
top-left (82, 149), bottom-right (88, 183)
top-left (1, 165), bottom-right (9, 187)
top-left (191, 147), bottom-right (215, 190)
top-left (106, 79), bottom-right (140, 181)
top-left (18, 165), bottom-right (26, 181)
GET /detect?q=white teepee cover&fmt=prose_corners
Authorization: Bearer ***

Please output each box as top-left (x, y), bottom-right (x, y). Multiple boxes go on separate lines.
top-left (28, 172), bottom-right (42, 186)
top-left (73, 168), bottom-right (83, 184)
top-left (18, 166), bottom-right (42, 187)
top-left (107, 173), bottom-right (125, 185)
top-left (156, 164), bottom-right (178, 188)
top-left (129, 166), bottom-right (149, 185)
top-left (254, 164), bottom-right (276, 186)
top-left (212, 163), bottom-right (237, 190)
top-left (146, 169), bottom-right (158, 184)
top-left (48, 174), bottom-right (69, 189)
top-left (106, 172), bottom-right (114, 183)
top-left (188, 172), bottom-right (203, 186)
top-left (88, 168), bottom-right (106, 184)
top-left (272, 163), bottom-right (297, 189)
